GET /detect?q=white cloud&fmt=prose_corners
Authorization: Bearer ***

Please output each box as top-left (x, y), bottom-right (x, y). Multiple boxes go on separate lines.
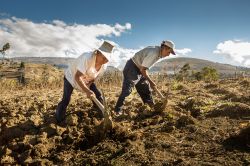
top-left (213, 40), bottom-right (250, 67)
top-left (175, 48), bottom-right (192, 56)
top-left (0, 16), bottom-right (192, 69)
top-left (112, 45), bottom-right (139, 69)
top-left (0, 17), bottom-right (132, 60)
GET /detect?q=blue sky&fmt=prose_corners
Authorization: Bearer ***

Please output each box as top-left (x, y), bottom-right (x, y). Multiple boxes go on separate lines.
top-left (1, 0), bottom-right (250, 67)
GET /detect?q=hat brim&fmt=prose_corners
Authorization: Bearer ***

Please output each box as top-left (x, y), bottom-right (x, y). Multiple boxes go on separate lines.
top-left (171, 49), bottom-right (176, 55)
top-left (98, 49), bottom-right (111, 61)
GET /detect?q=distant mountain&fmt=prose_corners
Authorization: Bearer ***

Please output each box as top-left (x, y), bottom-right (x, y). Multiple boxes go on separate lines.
top-left (151, 57), bottom-right (250, 76)
top-left (12, 57), bottom-right (75, 68)
top-left (11, 57), bottom-right (250, 76)
top-left (11, 57), bottom-right (121, 74)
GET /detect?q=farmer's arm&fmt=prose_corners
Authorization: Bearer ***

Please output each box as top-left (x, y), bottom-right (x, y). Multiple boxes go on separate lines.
top-left (138, 48), bottom-right (158, 89)
top-left (75, 70), bottom-right (94, 97)
top-left (139, 66), bottom-right (156, 89)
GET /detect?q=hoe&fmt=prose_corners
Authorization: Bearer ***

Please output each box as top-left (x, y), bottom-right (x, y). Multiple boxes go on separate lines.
top-left (91, 91), bottom-right (113, 131)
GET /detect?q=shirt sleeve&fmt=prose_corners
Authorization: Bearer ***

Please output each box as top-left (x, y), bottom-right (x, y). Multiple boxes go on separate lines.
top-left (76, 54), bottom-right (88, 74)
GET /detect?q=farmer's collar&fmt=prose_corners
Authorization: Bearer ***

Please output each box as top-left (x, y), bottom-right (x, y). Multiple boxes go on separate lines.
top-left (159, 46), bottom-right (163, 58)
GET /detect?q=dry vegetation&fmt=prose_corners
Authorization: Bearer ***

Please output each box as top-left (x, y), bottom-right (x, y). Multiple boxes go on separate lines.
top-left (0, 63), bottom-right (250, 165)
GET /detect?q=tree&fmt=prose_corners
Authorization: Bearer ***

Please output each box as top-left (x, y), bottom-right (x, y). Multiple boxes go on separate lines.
top-left (192, 67), bottom-right (218, 81)
top-left (20, 61), bottom-right (25, 69)
top-left (192, 71), bottom-right (203, 81)
top-left (0, 43), bottom-right (11, 62)
top-left (191, 66), bottom-right (219, 81)
top-left (201, 66), bottom-right (219, 81)
top-left (176, 63), bottom-right (191, 81)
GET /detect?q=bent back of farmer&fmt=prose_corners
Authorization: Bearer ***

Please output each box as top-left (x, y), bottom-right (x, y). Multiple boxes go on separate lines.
top-left (56, 41), bottom-right (114, 123)
top-left (114, 40), bottom-right (176, 115)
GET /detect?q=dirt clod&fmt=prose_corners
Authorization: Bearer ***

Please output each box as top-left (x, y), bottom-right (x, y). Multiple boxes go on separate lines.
top-left (176, 115), bottom-right (196, 128)
top-left (1, 78), bottom-right (250, 165)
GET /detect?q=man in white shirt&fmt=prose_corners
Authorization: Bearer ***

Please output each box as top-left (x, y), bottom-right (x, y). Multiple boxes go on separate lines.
top-left (56, 41), bottom-right (114, 123)
top-left (114, 40), bottom-right (176, 115)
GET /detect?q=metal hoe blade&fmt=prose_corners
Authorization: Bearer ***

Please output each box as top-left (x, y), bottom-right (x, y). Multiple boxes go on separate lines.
top-left (91, 91), bottom-right (113, 130)
top-left (154, 87), bottom-right (169, 111)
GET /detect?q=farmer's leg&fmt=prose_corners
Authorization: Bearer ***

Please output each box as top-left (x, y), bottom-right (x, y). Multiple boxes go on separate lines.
top-left (89, 82), bottom-right (104, 108)
top-left (115, 59), bottom-right (140, 113)
top-left (135, 77), bottom-right (154, 106)
top-left (114, 79), bottom-right (134, 113)
top-left (56, 77), bottom-right (74, 122)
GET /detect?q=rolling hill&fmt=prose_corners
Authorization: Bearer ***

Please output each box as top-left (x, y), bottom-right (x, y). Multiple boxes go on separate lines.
top-left (11, 57), bottom-right (250, 76)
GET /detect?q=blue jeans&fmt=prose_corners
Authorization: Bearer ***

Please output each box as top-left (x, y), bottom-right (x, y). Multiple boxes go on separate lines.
top-left (56, 77), bottom-right (103, 122)
top-left (114, 59), bottom-right (153, 113)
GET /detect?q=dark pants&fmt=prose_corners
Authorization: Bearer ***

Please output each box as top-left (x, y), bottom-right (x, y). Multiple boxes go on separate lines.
top-left (114, 59), bottom-right (153, 113)
top-left (56, 77), bottom-right (103, 122)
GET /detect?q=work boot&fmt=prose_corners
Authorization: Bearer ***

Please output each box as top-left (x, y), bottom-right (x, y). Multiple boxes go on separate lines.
top-left (55, 108), bottom-right (66, 123)
top-left (145, 101), bottom-right (155, 108)
top-left (115, 111), bottom-right (123, 117)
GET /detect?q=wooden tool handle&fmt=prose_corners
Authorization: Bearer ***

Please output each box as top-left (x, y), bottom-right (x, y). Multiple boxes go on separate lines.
top-left (91, 95), bottom-right (105, 115)
top-left (154, 88), bottom-right (165, 99)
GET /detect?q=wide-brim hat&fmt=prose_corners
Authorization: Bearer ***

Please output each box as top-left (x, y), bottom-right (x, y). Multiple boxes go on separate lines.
top-left (97, 41), bottom-right (114, 61)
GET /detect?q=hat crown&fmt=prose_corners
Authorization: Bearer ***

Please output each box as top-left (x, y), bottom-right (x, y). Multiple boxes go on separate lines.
top-left (162, 40), bottom-right (175, 49)
top-left (98, 41), bottom-right (114, 53)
